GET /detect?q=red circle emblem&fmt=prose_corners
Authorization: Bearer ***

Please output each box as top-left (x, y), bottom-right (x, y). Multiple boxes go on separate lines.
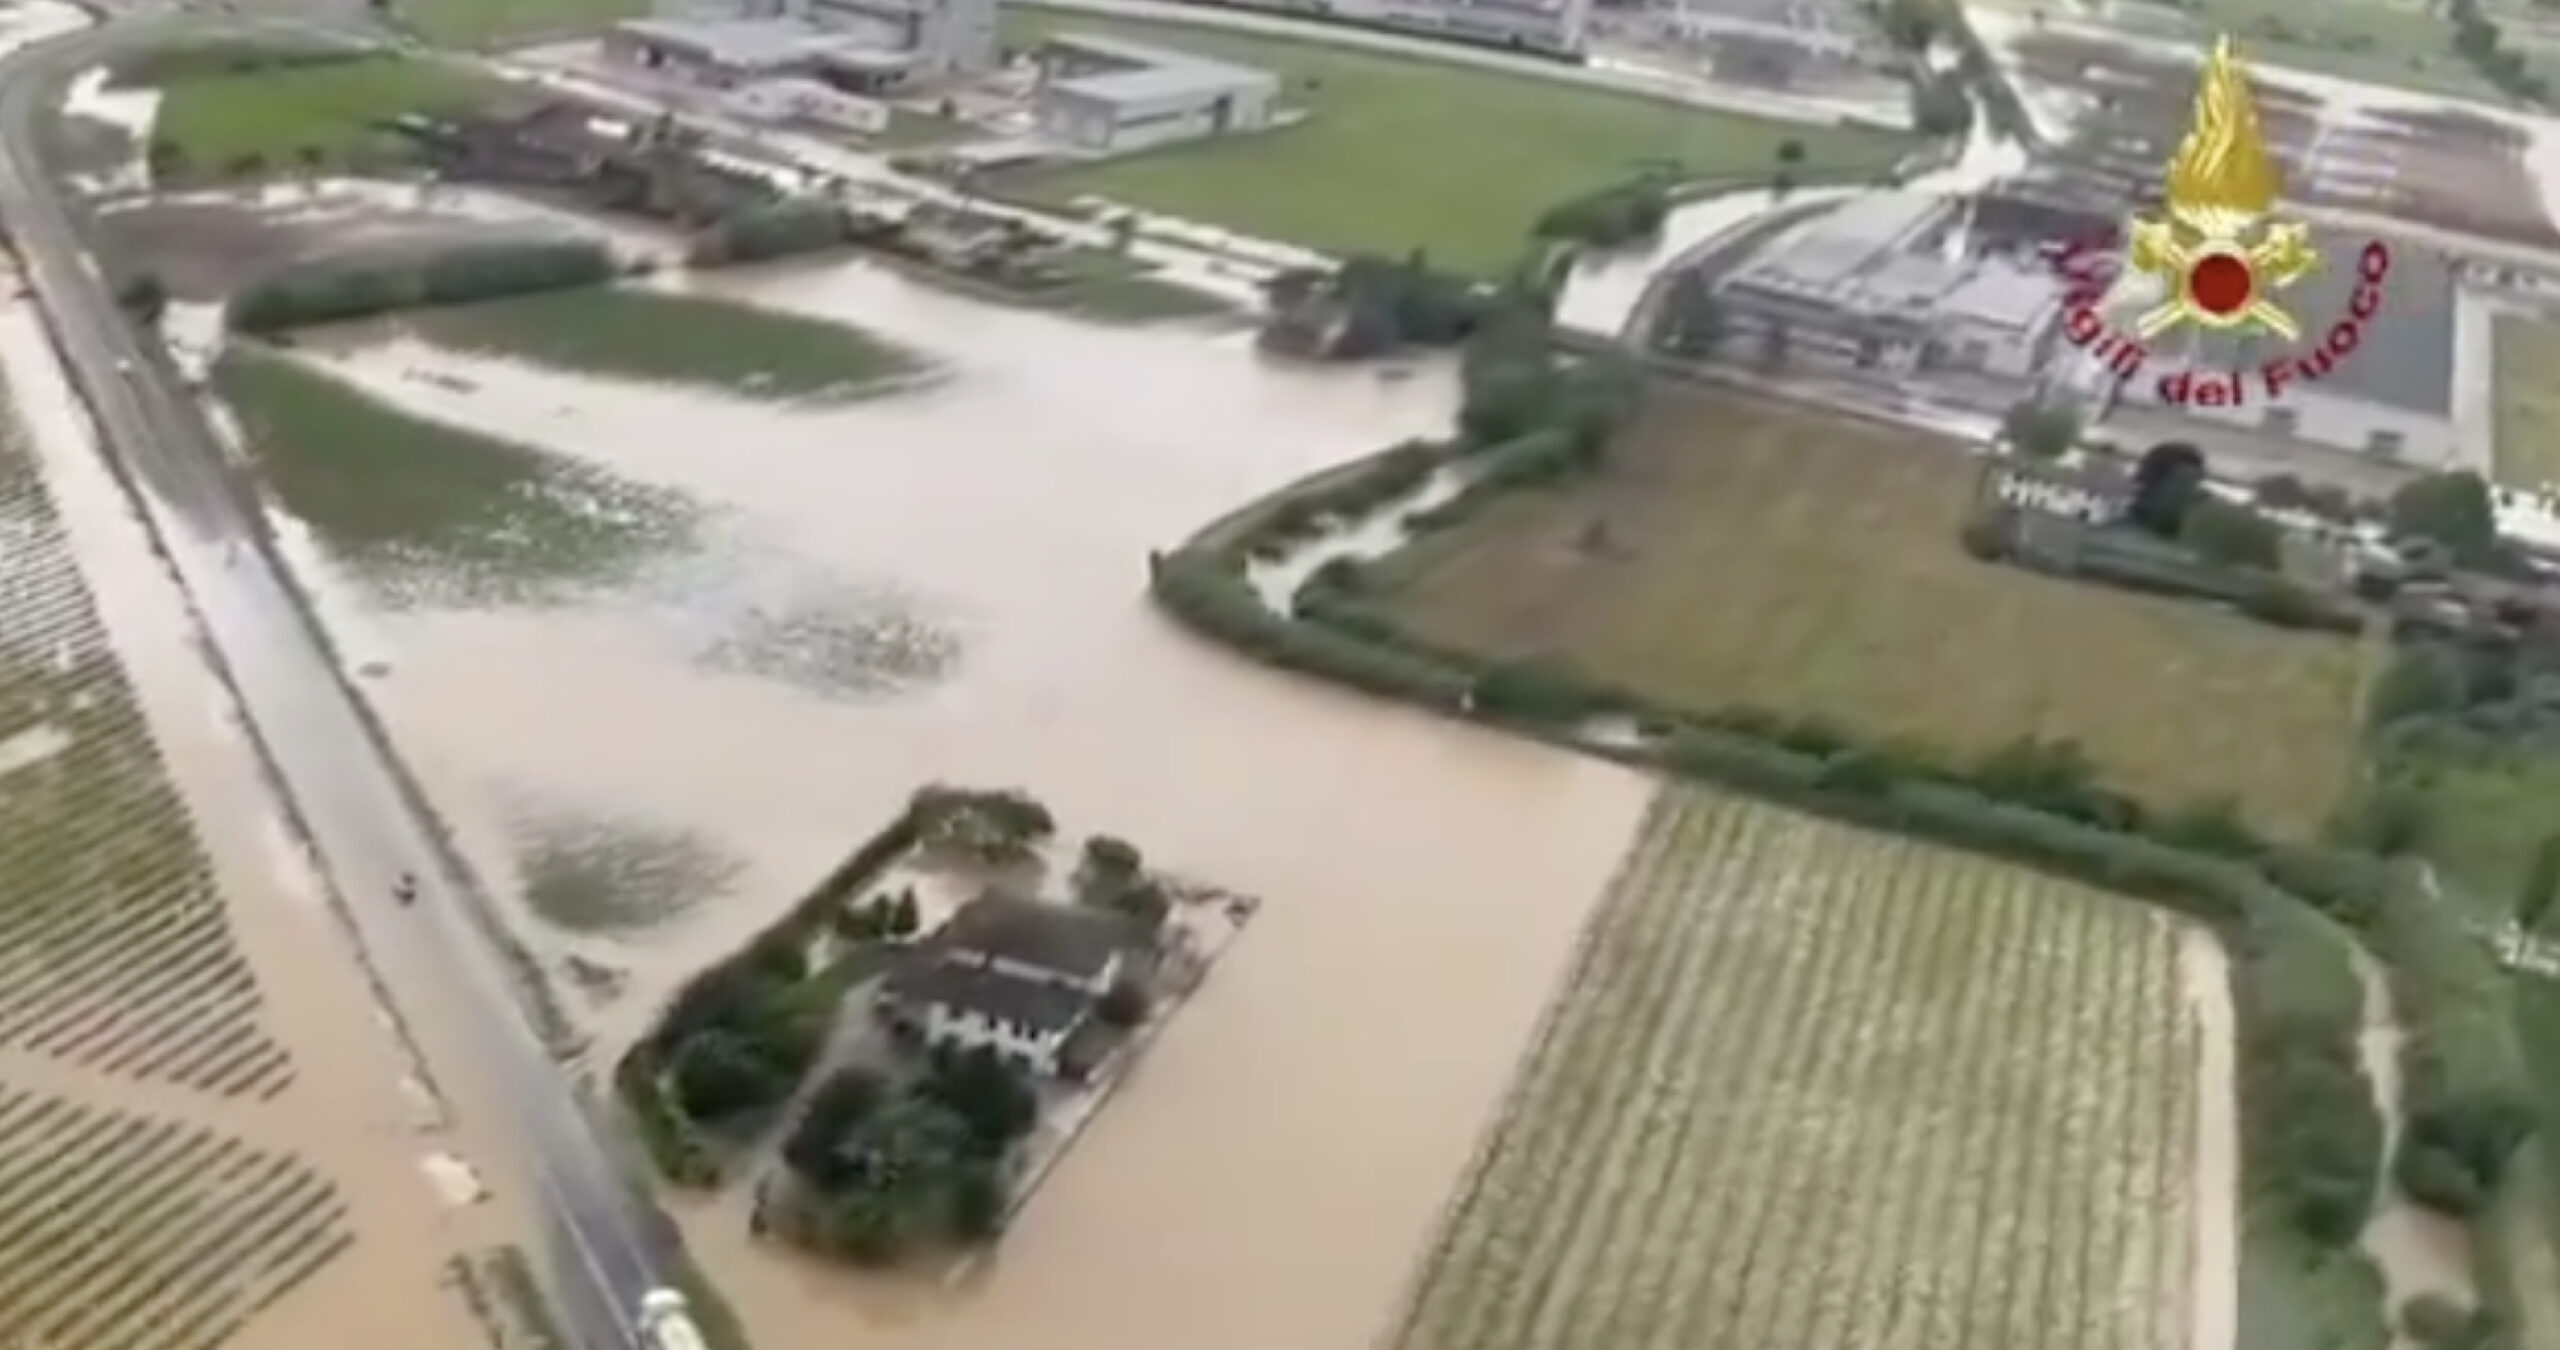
top-left (2187, 253), bottom-right (2254, 317)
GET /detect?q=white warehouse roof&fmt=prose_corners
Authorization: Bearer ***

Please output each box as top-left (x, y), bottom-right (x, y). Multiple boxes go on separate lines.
top-left (1043, 31), bottom-right (1278, 107)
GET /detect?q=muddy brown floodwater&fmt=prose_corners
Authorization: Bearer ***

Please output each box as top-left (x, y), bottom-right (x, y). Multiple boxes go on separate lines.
top-left (256, 258), bottom-right (1656, 1350)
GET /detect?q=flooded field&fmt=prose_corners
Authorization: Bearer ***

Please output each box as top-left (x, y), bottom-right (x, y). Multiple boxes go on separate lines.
top-left (236, 254), bottom-right (1656, 1348)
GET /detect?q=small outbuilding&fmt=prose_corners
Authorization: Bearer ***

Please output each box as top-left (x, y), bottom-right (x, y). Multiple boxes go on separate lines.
top-left (1031, 32), bottom-right (1279, 156)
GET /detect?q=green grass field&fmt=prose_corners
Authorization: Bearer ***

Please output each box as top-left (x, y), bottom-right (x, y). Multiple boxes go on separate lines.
top-left (2494, 315), bottom-right (2560, 493)
top-left (1000, 9), bottom-right (1914, 275)
top-left (394, 0), bottom-right (648, 47)
top-left (1393, 787), bottom-right (2201, 1350)
top-left (148, 53), bottom-right (513, 181)
top-left (2182, 0), bottom-right (2497, 98)
top-left (404, 287), bottom-right (927, 400)
top-left (1374, 385), bottom-right (2365, 834)
top-left (216, 344), bottom-right (700, 606)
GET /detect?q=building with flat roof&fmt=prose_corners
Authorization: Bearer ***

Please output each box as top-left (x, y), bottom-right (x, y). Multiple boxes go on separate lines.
top-left (1369, 0), bottom-right (1591, 54)
top-left (1032, 32), bottom-right (1280, 155)
top-left (1710, 193), bottom-right (2066, 380)
top-left (607, 0), bottom-right (994, 93)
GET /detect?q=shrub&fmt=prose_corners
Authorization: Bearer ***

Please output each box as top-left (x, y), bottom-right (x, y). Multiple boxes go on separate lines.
top-left (667, 1030), bottom-right (794, 1123)
top-left (1098, 978), bottom-right (1152, 1028)
top-left (2401, 1293), bottom-right (2497, 1350)
top-left (1532, 176), bottom-right (1671, 248)
top-left (1471, 658), bottom-right (1606, 724)
top-left (688, 199), bottom-right (850, 266)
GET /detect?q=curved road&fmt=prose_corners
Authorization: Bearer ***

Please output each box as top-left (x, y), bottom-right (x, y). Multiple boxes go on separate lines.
top-left (0, 16), bottom-right (663, 1350)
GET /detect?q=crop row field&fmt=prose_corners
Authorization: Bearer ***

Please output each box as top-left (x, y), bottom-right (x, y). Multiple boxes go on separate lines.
top-left (0, 411), bottom-right (358, 1348)
top-left (0, 1087), bottom-right (351, 1350)
top-left (1390, 788), bottom-right (2204, 1350)
top-left (0, 444), bottom-right (292, 1096)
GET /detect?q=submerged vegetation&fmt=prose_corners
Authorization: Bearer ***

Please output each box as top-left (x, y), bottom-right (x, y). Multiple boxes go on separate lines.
top-left (215, 344), bottom-right (702, 606)
top-left (503, 797), bottom-right (744, 933)
top-left (403, 287), bottom-right (927, 400)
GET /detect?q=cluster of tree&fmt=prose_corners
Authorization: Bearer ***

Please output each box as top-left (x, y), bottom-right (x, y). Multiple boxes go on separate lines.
top-left (1875, 0), bottom-right (1950, 51)
top-left (2120, 440), bottom-right (2290, 570)
top-left (656, 930), bottom-right (832, 1126)
top-left (1999, 398), bottom-right (2080, 459)
top-left (617, 785), bottom-right (987, 1185)
top-left (2251, 472), bottom-right (2368, 524)
top-left (1457, 300), bottom-right (1638, 462)
top-left (1533, 176), bottom-right (1673, 249)
top-left (2448, 0), bottom-right (2548, 105)
top-left (775, 1050), bottom-right (1037, 1264)
top-left (226, 239), bottom-right (617, 335)
top-left (914, 787), bottom-right (1056, 864)
top-left (835, 888), bottom-right (921, 942)
top-left (687, 200), bottom-right (853, 267)
top-left (2401, 1293), bottom-right (2509, 1350)
top-left (2388, 470), bottom-right (2501, 566)
top-left (1653, 268), bottom-right (1723, 358)
top-left (1909, 69), bottom-right (1975, 137)
top-left (1074, 836), bottom-right (1171, 934)
top-left (1259, 252), bottom-right (1491, 360)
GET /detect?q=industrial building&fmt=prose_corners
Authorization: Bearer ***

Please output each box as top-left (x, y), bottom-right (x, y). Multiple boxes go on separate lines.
top-left (1366, 0), bottom-right (1592, 55)
top-left (606, 0), bottom-right (997, 93)
top-left (1163, 0), bottom-right (1591, 55)
top-left (1031, 33), bottom-right (1280, 155)
top-left (1710, 193), bottom-right (2065, 381)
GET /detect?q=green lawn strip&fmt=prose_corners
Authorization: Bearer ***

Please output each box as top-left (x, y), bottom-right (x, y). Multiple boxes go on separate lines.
top-left (106, 38), bottom-right (365, 90)
top-left (150, 54), bottom-right (517, 180)
top-left (876, 107), bottom-right (973, 150)
top-left (2493, 313), bottom-right (2560, 493)
top-left (395, 0), bottom-right (649, 48)
top-left (402, 287), bottom-right (926, 399)
top-left (997, 7), bottom-right (1913, 275)
top-left (215, 343), bottom-right (700, 604)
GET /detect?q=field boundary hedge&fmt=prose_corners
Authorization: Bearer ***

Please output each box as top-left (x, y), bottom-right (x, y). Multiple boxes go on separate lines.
top-left (1146, 432), bottom-right (2529, 1330)
top-left (225, 238), bottom-right (622, 334)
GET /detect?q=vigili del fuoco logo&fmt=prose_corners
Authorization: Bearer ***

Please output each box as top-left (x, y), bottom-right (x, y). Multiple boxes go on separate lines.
top-left (2042, 36), bottom-right (2395, 409)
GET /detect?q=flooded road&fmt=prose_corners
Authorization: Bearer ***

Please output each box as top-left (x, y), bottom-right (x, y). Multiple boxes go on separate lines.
top-left (262, 257), bottom-right (1657, 1349)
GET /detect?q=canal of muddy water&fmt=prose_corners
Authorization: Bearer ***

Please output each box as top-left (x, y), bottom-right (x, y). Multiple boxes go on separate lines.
top-left (246, 255), bottom-right (1656, 1350)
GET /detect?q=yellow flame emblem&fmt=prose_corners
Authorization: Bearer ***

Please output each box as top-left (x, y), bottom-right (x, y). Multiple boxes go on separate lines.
top-left (2125, 36), bottom-right (2320, 341)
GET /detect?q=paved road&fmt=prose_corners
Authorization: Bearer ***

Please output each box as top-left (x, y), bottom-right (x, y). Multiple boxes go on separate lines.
top-left (0, 17), bottom-right (663, 1350)
top-left (1025, 0), bottom-right (1906, 127)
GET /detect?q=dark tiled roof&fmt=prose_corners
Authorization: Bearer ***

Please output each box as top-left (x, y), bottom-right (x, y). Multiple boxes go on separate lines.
top-left (886, 959), bottom-right (1093, 1036)
top-left (936, 893), bottom-right (1126, 983)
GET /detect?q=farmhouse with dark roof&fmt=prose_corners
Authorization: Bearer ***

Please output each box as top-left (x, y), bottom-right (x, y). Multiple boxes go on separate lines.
top-left (879, 892), bottom-right (1132, 1078)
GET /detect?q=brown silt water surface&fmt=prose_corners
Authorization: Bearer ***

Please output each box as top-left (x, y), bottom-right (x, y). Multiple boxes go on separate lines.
top-left (255, 258), bottom-right (1656, 1350)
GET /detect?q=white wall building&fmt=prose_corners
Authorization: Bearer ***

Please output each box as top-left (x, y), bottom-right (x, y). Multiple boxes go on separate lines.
top-left (1032, 33), bottom-right (1280, 155)
top-left (611, 0), bottom-right (995, 94)
top-left (1368, 0), bottom-right (1591, 54)
top-left (722, 76), bottom-right (891, 131)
